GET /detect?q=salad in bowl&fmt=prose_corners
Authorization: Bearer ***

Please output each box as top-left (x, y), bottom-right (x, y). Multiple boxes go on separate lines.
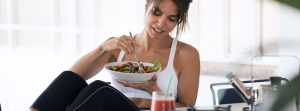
top-left (104, 60), bottom-right (161, 82)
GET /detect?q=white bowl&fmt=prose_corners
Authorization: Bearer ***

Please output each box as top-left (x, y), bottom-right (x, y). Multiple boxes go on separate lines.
top-left (104, 61), bottom-right (161, 83)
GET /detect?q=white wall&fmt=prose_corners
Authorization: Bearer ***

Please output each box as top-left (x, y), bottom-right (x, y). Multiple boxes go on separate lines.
top-left (0, 51), bottom-right (78, 110)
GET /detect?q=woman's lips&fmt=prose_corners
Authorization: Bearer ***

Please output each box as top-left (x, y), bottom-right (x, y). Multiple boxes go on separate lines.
top-left (152, 27), bottom-right (163, 33)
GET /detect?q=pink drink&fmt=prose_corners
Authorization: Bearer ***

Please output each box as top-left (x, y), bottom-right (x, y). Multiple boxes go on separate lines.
top-left (151, 91), bottom-right (176, 111)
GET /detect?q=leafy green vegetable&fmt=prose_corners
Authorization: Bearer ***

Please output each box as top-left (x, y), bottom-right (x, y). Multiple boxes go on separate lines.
top-left (120, 67), bottom-right (131, 73)
top-left (109, 60), bottom-right (161, 73)
top-left (150, 60), bottom-right (161, 72)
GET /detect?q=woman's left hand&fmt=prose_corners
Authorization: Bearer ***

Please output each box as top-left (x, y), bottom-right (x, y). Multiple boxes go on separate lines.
top-left (116, 75), bottom-right (161, 94)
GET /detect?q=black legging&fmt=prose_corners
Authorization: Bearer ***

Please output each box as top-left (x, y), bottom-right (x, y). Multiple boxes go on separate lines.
top-left (31, 71), bottom-right (139, 111)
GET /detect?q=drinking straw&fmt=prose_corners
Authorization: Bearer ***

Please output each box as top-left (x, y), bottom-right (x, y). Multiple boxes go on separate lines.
top-left (164, 76), bottom-right (173, 99)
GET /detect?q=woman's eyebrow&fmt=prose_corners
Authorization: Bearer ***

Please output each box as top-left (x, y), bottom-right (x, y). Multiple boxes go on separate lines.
top-left (154, 8), bottom-right (178, 17)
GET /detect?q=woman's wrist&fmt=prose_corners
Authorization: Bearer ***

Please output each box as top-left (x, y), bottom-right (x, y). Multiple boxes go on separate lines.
top-left (97, 37), bottom-right (116, 53)
top-left (151, 86), bottom-right (161, 94)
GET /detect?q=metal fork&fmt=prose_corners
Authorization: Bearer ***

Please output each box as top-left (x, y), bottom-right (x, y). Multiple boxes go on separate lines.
top-left (129, 32), bottom-right (143, 72)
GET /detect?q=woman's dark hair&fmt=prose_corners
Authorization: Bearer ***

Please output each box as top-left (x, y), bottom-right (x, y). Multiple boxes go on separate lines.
top-left (146, 0), bottom-right (193, 37)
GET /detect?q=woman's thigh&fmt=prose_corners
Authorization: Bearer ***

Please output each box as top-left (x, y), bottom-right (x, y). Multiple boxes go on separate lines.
top-left (66, 80), bottom-right (139, 111)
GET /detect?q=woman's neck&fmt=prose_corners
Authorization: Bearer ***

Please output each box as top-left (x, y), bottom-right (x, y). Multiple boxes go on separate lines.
top-left (136, 30), bottom-right (173, 51)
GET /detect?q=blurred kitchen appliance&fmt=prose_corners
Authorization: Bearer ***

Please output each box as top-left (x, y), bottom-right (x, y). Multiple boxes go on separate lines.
top-left (250, 55), bottom-right (300, 111)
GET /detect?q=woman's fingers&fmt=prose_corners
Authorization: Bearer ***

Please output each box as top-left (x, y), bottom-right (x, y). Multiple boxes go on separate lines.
top-left (116, 77), bottom-right (160, 94)
top-left (118, 36), bottom-right (135, 54)
top-left (101, 35), bottom-right (136, 53)
top-left (150, 75), bottom-right (157, 81)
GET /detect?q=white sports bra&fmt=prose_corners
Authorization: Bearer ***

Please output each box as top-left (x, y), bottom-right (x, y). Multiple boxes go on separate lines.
top-left (111, 38), bottom-right (178, 99)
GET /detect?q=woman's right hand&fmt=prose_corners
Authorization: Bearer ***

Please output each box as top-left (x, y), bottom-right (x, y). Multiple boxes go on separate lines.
top-left (100, 35), bottom-right (136, 54)
top-left (116, 75), bottom-right (161, 94)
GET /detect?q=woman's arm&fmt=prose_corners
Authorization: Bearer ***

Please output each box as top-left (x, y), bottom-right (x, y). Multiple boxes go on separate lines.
top-left (176, 44), bottom-right (200, 107)
top-left (70, 36), bottom-right (136, 80)
top-left (70, 45), bottom-right (112, 80)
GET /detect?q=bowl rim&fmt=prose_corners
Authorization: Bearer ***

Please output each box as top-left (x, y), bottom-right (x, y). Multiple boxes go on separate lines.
top-left (104, 61), bottom-right (161, 75)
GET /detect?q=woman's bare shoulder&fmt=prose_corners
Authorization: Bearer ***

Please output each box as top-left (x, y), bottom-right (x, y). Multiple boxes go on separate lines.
top-left (176, 41), bottom-right (199, 56)
top-left (175, 41), bottom-right (200, 78)
top-left (175, 41), bottom-right (200, 69)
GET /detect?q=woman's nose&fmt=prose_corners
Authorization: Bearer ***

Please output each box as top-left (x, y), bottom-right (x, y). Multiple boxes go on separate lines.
top-left (156, 16), bottom-right (167, 27)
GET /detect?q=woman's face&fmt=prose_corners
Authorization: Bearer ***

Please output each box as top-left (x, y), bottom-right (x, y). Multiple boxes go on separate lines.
top-left (145, 0), bottom-right (178, 39)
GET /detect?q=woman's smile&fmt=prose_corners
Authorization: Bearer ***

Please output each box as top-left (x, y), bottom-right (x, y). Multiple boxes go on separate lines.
top-left (153, 27), bottom-right (163, 33)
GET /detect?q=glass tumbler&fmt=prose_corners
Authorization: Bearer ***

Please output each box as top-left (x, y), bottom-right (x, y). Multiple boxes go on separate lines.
top-left (150, 91), bottom-right (176, 111)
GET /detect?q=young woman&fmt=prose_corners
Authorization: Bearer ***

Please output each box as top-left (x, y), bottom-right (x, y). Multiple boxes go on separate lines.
top-left (30, 0), bottom-right (199, 110)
